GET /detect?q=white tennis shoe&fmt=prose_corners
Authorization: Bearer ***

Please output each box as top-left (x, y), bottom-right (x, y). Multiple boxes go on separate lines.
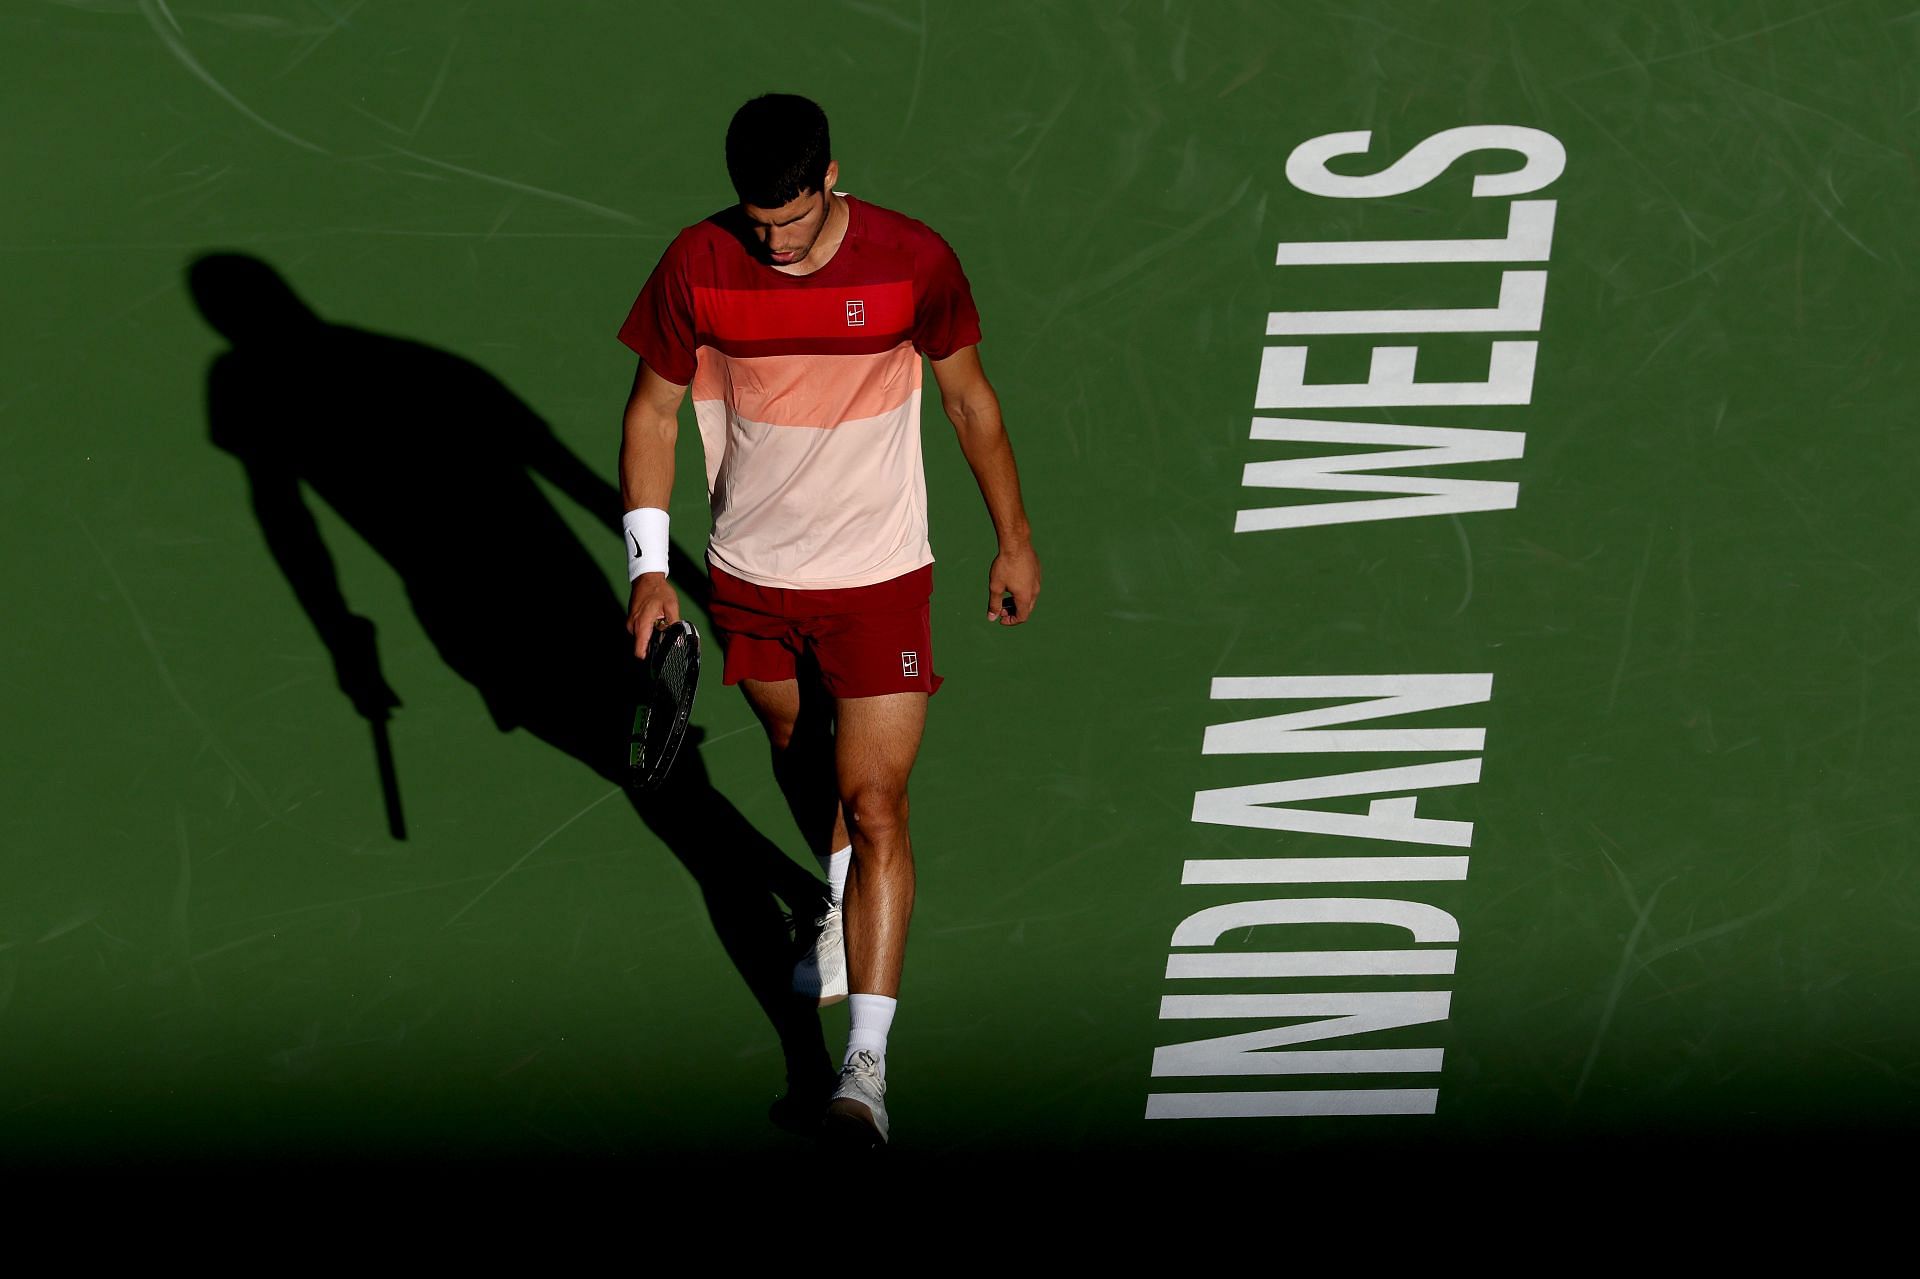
top-left (793, 902), bottom-right (847, 1006)
top-left (825, 1050), bottom-right (888, 1146)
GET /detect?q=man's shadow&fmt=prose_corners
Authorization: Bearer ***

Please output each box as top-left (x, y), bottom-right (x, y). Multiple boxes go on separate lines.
top-left (189, 253), bottom-right (834, 1115)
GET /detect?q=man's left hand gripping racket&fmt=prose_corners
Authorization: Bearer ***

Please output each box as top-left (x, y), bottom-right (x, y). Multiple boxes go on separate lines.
top-left (627, 619), bottom-right (700, 792)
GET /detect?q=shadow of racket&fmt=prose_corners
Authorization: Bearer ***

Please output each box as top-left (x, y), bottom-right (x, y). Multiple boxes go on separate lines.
top-left (371, 715), bottom-right (407, 839)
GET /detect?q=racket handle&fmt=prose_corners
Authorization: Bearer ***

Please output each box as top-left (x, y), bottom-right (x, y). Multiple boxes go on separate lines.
top-left (372, 718), bottom-right (407, 841)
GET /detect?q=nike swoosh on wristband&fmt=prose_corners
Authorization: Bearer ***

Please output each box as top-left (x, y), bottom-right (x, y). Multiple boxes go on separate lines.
top-left (629, 533), bottom-right (643, 558)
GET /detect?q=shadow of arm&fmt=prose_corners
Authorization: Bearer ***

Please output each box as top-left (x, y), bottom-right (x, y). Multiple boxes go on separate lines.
top-left (521, 393), bottom-right (715, 615)
top-left (524, 412), bottom-right (624, 532)
top-left (246, 460), bottom-right (400, 721)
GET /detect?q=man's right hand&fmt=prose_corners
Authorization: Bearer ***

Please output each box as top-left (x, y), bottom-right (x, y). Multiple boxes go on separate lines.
top-left (626, 573), bottom-right (681, 659)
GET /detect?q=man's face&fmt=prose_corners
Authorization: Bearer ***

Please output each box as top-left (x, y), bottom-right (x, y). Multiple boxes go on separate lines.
top-left (741, 161), bottom-right (839, 267)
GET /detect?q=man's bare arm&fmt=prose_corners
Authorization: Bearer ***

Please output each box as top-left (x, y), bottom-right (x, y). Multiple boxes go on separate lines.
top-left (620, 360), bottom-right (690, 656)
top-left (930, 345), bottom-right (1041, 625)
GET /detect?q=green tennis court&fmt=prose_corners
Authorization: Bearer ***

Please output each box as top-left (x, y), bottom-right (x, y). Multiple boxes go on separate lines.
top-left (4, 0), bottom-right (1915, 1183)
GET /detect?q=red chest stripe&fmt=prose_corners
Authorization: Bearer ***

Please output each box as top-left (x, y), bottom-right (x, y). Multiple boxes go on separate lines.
top-left (695, 281), bottom-right (913, 346)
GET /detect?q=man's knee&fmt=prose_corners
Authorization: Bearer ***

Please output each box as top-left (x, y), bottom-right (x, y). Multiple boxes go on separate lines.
top-left (766, 712), bottom-right (836, 761)
top-left (843, 785), bottom-right (911, 850)
top-left (762, 717), bottom-right (799, 754)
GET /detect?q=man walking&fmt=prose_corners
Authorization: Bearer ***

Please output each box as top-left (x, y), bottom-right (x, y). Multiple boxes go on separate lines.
top-left (616, 94), bottom-right (1040, 1147)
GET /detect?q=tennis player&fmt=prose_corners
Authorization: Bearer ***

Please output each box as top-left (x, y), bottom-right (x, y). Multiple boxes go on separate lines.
top-left (616, 94), bottom-right (1040, 1147)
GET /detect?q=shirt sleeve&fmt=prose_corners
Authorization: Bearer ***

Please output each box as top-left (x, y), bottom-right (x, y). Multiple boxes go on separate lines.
top-left (617, 235), bottom-right (699, 385)
top-left (912, 231), bottom-right (982, 360)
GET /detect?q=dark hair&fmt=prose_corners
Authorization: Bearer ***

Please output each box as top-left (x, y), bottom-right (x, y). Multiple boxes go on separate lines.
top-left (725, 94), bottom-right (831, 207)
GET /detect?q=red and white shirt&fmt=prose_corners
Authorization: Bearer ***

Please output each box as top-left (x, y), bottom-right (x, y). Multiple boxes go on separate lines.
top-left (618, 195), bottom-right (982, 589)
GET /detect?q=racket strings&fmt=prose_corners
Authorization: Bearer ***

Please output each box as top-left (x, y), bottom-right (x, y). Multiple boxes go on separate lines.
top-left (657, 640), bottom-right (692, 698)
top-left (630, 625), bottom-right (699, 789)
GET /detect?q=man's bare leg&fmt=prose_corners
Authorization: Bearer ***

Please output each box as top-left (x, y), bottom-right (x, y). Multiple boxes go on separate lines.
top-left (739, 676), bottom-right (848, 863)
top-left (739, 675), bottom-right (858, 1011)
top-left (820, 690), bottom-right (925, 1145)
top-left (833, 692), bottom-right (927, 997)
top-left (736, 676), bottom-right (852, 1123)
top-left (736, 679), bottom-right (927, 989)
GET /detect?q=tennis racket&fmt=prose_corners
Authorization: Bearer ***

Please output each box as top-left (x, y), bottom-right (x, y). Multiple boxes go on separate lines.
top-left (627, 619), bottom-right (700, 791)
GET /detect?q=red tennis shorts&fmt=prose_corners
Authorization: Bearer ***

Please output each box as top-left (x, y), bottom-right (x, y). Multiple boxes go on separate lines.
top-left (706, 562), bottom-right (943, 698)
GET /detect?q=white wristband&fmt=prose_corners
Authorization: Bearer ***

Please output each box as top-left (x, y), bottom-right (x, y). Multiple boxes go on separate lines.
top-left (623, 507), bottom-right (670, 580)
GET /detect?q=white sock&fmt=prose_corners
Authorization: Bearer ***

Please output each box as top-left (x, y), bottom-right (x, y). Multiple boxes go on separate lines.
top-left (818, 845), bottom-right (851, 908)
top-left (845, 993), bottom-right (897, 1065)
